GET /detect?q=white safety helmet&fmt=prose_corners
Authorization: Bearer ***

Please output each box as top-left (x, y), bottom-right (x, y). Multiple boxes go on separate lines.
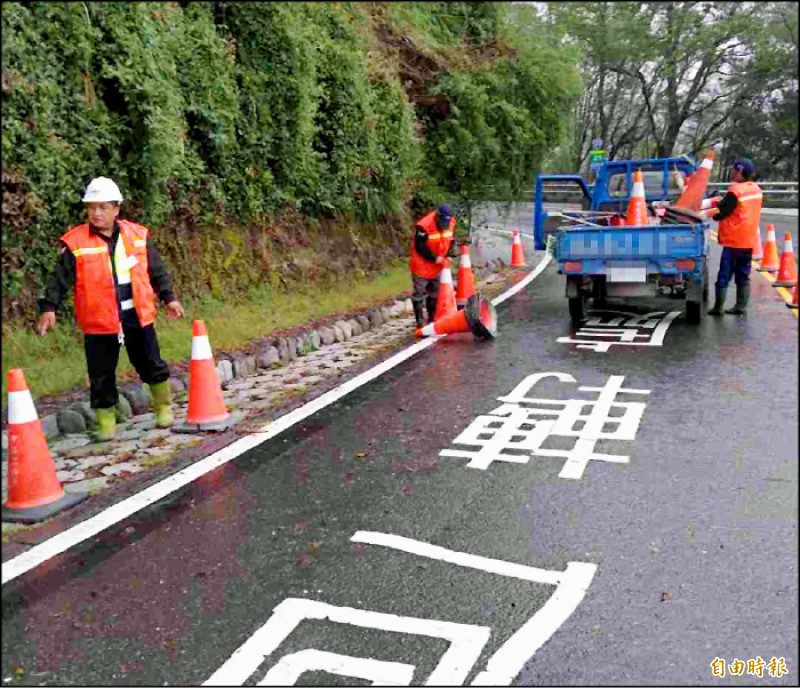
top-left (82, 176), bottom-right (123, 203)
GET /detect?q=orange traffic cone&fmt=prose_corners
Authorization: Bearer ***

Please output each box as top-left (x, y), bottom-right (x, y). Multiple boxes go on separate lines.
top-left (626, 169), bottom-right (648, 226)
top-left (510, 230), bottom-right (526, 267)
top-left (752, 226), bottom-right (764, 262)
top-left (787, 281), bottom-right (798, 310)
top-left (2, 369), bottom-right (86, 523)
top-left (674, 149), bottom-right (714, 211)
top-left (415, 294), bottom-right (497, 340)
top-left (455, 245), bottom-right (477, 309)
top-left (434, 263), bottom-right (457, 321)
top-left (773, 232), bottom-right (798, 287)
top-left (758, 224), bottom-right (780, 272)
top-left (175, 320), bottom-right (242, 433)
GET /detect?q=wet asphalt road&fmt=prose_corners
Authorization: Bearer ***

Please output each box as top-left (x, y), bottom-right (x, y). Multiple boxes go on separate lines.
top-left (2, 241), bottom-right (797, 686)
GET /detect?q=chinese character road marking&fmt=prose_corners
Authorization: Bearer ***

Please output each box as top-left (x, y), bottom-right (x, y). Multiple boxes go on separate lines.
top-left (558, 310), bottom-right (680, 352)
top-left (440, 372), bottom-right (650, 479)
top-left (205, 530), bottom-right (597, 686)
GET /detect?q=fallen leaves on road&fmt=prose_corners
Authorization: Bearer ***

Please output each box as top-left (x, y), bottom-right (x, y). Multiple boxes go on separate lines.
top-left (660, 591), bottom-right (672, 602)
top-left (307, 542), bottom-right (321, 557)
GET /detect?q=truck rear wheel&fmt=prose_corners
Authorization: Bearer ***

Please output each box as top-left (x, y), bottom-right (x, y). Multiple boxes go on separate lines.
top-left (569, 296), bottom-right (586, 323)
top-left (686, 300), bottom-right (701, 324)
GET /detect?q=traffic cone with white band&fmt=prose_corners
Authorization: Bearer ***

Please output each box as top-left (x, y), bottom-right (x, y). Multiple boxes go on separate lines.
top-left (773, 232), bottom-right (798, 287)
top-left (510, 230), bottom-right (526, 267)
top-left (625, 169), bottom-right (648, 226)
top-left (758, 225), bottom-right (780, 273)
top-left (455, 245), bottom-right (476, 309)
top-left (752, 226), bottom-right (764, 262)
top-left (174, 320), bottom-right (243, 433)
top-left (434, 263), bottom-right (457, 321)
top-left (415, 294), bottom-right (497, 340)
top-left (674, 149), bottom-right (714, 211)
top-left (2, 369), bottom-right (86, 523)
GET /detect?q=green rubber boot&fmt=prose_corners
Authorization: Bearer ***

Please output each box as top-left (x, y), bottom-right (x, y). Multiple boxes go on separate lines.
top-left (93, 406), bottom-right (117, 442)
top-left (725, 283), bottom-right (750, 315)
top-left (149, 381), bottom-right (175, 428)
top-left (708, 287), bottom-right (727, 316)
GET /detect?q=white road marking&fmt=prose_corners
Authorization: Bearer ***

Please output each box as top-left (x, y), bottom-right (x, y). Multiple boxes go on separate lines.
top-left (203, 597), bottom-right (491, 687)
top-left (441, 372), bottom-right (650, 478)
top-left (258, 649), bottom-right (415, 686)
top-left (1, 253), bottom-right (553, 586)
top-left (558, 310), bottom-right (681, 352)
top-left (205, 530), bottom-right (596, 686)
top-left (350, 530), bottom-right (562, 586)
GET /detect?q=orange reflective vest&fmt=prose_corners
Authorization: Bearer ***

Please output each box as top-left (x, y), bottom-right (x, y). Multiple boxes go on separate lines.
top-left (409, 211), bottom-right (456, 280)
top-left (718, 181), bottom-right (763, 250)
top-left (60, 220), bottom-right (157, 334)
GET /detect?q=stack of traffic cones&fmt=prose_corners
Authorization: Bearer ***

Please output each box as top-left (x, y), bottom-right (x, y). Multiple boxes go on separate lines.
top-left (175, 320), bottom-right (243, 433)
top-left (626, 169), bottom-right (648, 226)
top-left (510, 230), bottom-right (526, 267)
top-left (2, 369), bottom-right (87, 523)
top-left (455, 245), bottom-right (476, 309)
top-left (674, 149), bottom-right (714, 211)
top-left (757, 225), bottom-right (780, 273)
top-left (415, 294), bottom-right (497, 340)
top-left (773, 232), bottom-right (797, 287)
top-left (434, 263), bottom-right (457, 321)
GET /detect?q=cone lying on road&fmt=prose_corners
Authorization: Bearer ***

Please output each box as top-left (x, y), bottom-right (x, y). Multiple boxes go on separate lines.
top-left (434, 263), bottom-right (457, 321)
top-left (510, 230), bottom-right (526, 267)
top-left (626, 169), bottom-right (648, 226)
top-left (415, 294), bottom-right (497, 340)
top-left (773, 232), bottom-right (797, 287)
top-left (757, 224), bottom-right (780, 272)
top-left (674, 148), bottom-right (714, 212)
top-left (788, 281), bottom-right (798, 310)
top-left (455, 245), bottom-right (476, 309)
top-left (174, 320), bottom-right (243, 433)
top-left (2, 369), bottom-right (87, 523)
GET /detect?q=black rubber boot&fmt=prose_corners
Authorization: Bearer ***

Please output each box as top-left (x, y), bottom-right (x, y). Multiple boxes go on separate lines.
top-left (426, 296), bottom-right (437, 324)
top-left (708, 287), bottom-right (727, 316)
top-left (412, 301), bottom-right (425, 328)
top-left (725, 283), bottom-right (750, 315)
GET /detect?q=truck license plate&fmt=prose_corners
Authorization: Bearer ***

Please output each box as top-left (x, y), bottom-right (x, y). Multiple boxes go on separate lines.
top-left (607, 263), bottom-right (647, 282)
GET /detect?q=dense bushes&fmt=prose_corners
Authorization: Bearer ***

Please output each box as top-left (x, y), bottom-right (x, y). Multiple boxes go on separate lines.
top-left (2, 1), bottom-right (580, 323)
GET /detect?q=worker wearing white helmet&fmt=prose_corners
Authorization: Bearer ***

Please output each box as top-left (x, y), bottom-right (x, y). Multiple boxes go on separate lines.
top-left (37, 177), bottom-right (186, 441)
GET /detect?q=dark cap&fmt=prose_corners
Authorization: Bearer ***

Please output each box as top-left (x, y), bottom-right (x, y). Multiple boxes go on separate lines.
top-left (731, 158), bottom-right (756, 180)
top-left (436, 204), bottom-right (452, 226)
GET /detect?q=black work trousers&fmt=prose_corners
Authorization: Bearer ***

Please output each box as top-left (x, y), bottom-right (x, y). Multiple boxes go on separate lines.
top-left (84, 324), bottom-right (169, 409)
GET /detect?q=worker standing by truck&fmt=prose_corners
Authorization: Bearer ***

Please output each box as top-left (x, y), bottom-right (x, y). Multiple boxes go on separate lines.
top-left (409, 204), bottom-right (457, 328)
top-left (36, 177), bottom-right (185, 440)
top-left (703, 158), bottom-right (763, 316)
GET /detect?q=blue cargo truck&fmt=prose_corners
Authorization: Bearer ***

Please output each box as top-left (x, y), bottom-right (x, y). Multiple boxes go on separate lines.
top-left (533, 156), bottom-right (711, 324)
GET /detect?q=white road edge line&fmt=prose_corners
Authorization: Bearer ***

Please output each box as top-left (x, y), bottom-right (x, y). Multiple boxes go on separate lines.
top-left (2, 252), bottom-right (553, 586)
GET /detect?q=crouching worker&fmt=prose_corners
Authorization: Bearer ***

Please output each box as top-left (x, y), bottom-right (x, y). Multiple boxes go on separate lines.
top-left (409, 204), bottom-right (457, 328)
top-left (36, 177), bottom-right (186, 440)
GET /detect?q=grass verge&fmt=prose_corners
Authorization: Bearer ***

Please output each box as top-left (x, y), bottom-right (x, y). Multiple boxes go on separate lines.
top-left (2, 259), bottom-right (411, 403)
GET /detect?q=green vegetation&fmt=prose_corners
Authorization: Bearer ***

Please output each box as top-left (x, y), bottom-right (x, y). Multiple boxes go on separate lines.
top-left (2, 1), bottom-right (582, 399)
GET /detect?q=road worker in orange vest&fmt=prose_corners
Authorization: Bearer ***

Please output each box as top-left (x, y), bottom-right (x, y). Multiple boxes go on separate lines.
top-left (409, 204), bottom-right (457, 328)
top-left (702, 158), bottom-right (763, 316)
top-left (36, 177), bottom-right (185, 440)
